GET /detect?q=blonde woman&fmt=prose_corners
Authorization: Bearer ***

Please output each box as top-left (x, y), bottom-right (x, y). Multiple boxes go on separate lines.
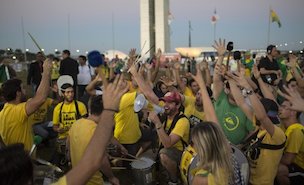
top-left (191, 122), bottom-right (233, 185)
top-left (189, 63), bottom-right (233, 185)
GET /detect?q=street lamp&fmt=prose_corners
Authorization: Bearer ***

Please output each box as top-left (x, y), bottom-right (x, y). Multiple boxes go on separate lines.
top-left (26, 49), bottom-right (29, 52)
top-left (12, 56), bottom-right (16, 60)
top-left (41, 49), bottom-right (45, 52)
top-left (76, 49), bottom-right (80, 53)
top-left (55, 49), bottom-right (58, 52)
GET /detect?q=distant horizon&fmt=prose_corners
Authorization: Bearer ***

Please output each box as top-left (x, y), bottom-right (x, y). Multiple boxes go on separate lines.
top-left (1, 0), bottom-right (303, 55)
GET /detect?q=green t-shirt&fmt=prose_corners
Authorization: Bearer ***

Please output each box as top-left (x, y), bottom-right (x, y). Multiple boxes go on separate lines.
top-left (214, 91), bottom-right (255, 144)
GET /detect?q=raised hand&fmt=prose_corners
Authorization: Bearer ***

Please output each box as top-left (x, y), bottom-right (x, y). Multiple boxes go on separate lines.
top-left (286, 54), bottom-right (298, 68)
top-left (278, 86), bottom-right (304, 112)
top-left (102, 75), bottom-right (128, 111)
top-left (252, 63), bottom-right (261, 79)
top-left (199, 59), bottom-right (208, 71)
top-left (159, 75), bottom-right (176, 87)
top-left (212, 38), bottom-right (226, 56)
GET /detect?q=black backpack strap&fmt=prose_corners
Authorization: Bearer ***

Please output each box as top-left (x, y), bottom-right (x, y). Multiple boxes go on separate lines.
top-left (74, 100), bottom-right (88, 119)
top-left (59, 102), bottom-right (65, 123)
top-left (165, 113), bottom-right (187, 136)
top-left (259, 136), bottom-right (287, 150)
top-left (74, 100), bottom-right (80, 119)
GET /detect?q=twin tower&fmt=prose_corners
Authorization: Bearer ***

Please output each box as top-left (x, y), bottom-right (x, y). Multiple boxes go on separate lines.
top-left (140, 0), bottom-right (170, 57)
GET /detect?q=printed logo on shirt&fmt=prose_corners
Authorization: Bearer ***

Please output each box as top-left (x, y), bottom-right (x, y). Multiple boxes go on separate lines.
top-left (189, 115), bottom-right (202, 127)
top-left (223, 112), bottom-right (240, 131)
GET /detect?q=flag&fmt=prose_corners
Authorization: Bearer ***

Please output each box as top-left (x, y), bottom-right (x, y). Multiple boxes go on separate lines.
top-left (270, 9), bottom-right (281, 28)
top-left (211, 9), bottom-right (219, 24)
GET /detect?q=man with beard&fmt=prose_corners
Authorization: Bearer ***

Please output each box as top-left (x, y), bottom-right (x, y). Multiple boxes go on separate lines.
top-left (52, 76), bottom-right (87, 164)
top-left (52, 77), bottom-right (87, 141)
top-left (0, 58), bottom-right (52, 151)
top-left (129, 59), bottom-right (190, 185)
top-left (181, 90), bottom-right (205, 127)
top-left (149, 92), bottom-right (190, 185)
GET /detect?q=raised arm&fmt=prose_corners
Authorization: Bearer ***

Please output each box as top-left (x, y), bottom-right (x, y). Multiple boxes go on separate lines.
top-left (228, 71), bottom-right (275, 136)
top-left (212, 39), bottom-right (226, 100)
top-left (226, 70), bottom-right (254, 121)
top-left (252, 64), bottom-right (277, 102)
top-left (190, 65), bottom-right (218, 123)
top-left (128, 49), bottom-right (159, 104)
top-left (25, 59), bottom-right (52, 116)
top-left (287, 54), bottom-right (304, 88)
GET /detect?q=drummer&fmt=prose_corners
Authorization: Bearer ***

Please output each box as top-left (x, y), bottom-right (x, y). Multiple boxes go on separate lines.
top-left (128, 62), bottom-right (190, 185)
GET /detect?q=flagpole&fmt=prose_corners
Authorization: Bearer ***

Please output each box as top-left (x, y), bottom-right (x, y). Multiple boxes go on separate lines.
top-left (213, 22), bottom-right (216, 41)
top-left (21, 16), bottom-right (27, 62)
top-left (267, 6), bottom-right (271, 45)
top-left (68, 14), bottom-right (71, 50)
top-left (188, 21), bottom-right (192, 47)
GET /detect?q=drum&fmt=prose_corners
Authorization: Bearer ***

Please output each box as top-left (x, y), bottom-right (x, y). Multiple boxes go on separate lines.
top-left (180, 145), bottom-right (199, 185)
top-left (180, 145), bottom-right (249, 185)
top-left (130, 157), bottom-right (156, 185)
top-left (33, 165), bottom-right (57, 185)
top-left (231, 145), bottom-right (249, 185)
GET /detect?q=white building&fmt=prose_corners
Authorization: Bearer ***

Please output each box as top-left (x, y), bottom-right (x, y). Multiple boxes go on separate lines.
top-left (140, 0), bottom-right (170, 58)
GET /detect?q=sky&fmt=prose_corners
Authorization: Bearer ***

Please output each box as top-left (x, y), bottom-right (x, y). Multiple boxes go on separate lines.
top-left (0, 0), bottom-right (304, 55)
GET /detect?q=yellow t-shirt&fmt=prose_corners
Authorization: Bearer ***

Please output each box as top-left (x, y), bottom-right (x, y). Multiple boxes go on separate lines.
top-left (114, 92), bottom-right (141, 144)
top-left (184, 96), bottom-right (205, 126)
top-left (51, 175), bottom-right (66, 185)
top-left (53, 101), bottom-right (87, 139)
top-left (184, 86), bottom-right (195, 98)
top-left (249, 126), bottom-right (286, 185)
top-left (29, 98), bottom-right (53, 125)
top-left (194, 168), bottom-right (226, 185)
top-left (164, 114), bottom-right (190, 151)
top-left (0, 102), bottom-right (33, 151)
top-left (285, 123), bottom-right (304, 169)
top-left (69, 118), bottom-right (104, 185)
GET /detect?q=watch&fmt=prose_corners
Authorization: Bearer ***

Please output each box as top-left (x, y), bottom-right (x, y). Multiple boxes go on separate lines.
top-left (246, 89), bottom-right (254, 96)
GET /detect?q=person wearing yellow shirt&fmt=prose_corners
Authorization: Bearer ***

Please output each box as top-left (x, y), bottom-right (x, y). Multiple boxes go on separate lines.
top-left (128, 55), bottom-right (190, 184)
top-left (226, 69), bottom-right (286, 185)
top-left (29, 97), bottom-right (58, 141)
top-left (52, 80), bottom-right (87, 166)
top-left (148, 92), bottom-right (190, 185)
top-left (0, 58), bottom-right (52, 151)
top-left (52, 83), bottom-right (87, 140)
top-left (68, 95), bottom-right (122, 185)
top-left (276, 100), bottom-right (304, 184)
top-left (181, 92), bottom-right (205, 127)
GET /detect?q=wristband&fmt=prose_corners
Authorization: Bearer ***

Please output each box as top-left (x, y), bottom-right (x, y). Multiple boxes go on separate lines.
top-left (103, 108), bottom-right (119, 113)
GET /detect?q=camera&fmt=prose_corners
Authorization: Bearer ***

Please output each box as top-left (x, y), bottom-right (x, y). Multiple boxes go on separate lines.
top-left (227, 41), bottom-right (234, 52)
top-left (233, 51), bottom-right (241, 60)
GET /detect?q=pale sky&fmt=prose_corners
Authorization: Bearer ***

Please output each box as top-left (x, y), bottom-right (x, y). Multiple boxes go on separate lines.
top-left (0, 0), bottom-right (303, 55)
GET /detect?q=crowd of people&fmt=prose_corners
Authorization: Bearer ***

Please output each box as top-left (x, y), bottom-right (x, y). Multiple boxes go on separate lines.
top-left (0, 38), bottom-right (304, 185)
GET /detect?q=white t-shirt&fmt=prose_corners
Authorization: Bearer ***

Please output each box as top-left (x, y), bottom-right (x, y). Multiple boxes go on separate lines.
top-left (77, 63), bottom-right (95, 85)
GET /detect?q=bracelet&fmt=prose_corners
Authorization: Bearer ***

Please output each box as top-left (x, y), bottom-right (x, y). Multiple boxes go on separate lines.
top-left (103, 108), bottom-right (119, 113)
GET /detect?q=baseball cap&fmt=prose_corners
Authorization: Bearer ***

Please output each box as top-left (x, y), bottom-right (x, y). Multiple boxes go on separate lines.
top-left (160, 91), bottom-right (181, 104)
top-left (260, 98), bottom-right (280, 124)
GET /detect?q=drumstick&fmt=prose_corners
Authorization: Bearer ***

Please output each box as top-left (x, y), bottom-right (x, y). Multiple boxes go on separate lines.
top-left (28, 32), bottom-right (44, 55)
top-left (125, 153), bottom-right (141, 160)
top-left (111, 157), bottom-right (139, 162)
top-left (111, 167), bottom-right (127, 170)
